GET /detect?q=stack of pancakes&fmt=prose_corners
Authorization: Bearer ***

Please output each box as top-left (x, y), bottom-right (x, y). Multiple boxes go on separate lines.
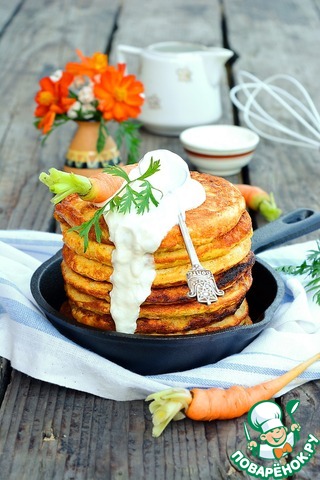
top-left (54, 172), bottom-right (255, 335)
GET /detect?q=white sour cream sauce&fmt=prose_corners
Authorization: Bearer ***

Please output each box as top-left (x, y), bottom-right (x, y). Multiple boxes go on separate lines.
top-left (103, 149), bottom-right (206, 334)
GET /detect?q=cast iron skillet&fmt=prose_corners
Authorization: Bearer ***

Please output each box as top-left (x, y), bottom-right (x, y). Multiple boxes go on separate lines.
top-left (31, 208), bottom-right (320, 375)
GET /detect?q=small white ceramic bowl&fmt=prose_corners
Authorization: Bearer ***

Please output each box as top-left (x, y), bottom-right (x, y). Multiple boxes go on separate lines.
top-left (180, 124), bottom-right (260, 175)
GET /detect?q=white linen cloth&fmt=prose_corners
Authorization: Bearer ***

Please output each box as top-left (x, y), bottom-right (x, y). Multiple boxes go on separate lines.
top-left (0, 230), bottom-right (319, 401)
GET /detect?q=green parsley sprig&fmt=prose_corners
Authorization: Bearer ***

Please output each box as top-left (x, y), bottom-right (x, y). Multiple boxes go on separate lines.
top-left (71, 157), bottom-right (162, 251)
top-left (277, 240), bottom-right (320, 306)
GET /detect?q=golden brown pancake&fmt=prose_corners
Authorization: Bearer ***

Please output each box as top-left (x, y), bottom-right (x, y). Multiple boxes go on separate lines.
top-left (61, 235), bottom-right (252, 287)
top-left (54, 171), bottom-right (254, 335)
top-left (67, 299), bottom-right (250, 335)
top-left (58, 209), bottom-right (252, 267)
top-left (54, 172), bottom-right (247, 250)
top-left (64, 270), bottom-right (252, 328)
top-left (61, 251), bottom-right (255, 304)
top-left (168, 299), bottom-right (251, 335)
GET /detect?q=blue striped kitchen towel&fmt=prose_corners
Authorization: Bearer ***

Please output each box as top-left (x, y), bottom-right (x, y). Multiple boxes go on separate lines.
top-left (0, 229), bottom-right (319, 401)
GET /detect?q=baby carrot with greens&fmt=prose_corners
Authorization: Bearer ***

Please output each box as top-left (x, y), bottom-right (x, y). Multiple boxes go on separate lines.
top-left (146, 352), bottom-right (320, 437)
top-left (39, 164), bottom-right (135, 205)
top-left (40, 159), bottom-right (162, 251)
top-left (234, 184), bottom-right (282, 222)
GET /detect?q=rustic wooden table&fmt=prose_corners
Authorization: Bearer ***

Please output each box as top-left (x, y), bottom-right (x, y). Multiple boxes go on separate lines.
top-left (0, 1), bottom-right (319, 478)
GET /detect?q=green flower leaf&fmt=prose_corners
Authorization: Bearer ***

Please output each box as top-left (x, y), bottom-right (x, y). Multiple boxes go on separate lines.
top-left (97, 120), bottom-right (109, 153)
top-left (115, 121), bottom-right (142, 164)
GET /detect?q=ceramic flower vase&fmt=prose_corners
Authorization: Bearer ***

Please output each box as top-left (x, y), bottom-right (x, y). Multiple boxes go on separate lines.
top-left (64, 121), bottom-right (121, 176)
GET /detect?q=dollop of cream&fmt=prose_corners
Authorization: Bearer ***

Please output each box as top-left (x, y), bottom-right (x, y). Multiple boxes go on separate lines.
top-left (104, 149), bottom-right (206, 334)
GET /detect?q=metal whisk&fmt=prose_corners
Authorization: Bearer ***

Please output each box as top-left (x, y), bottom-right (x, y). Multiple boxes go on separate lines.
top-left (230, 71), bottom-right (320, 149)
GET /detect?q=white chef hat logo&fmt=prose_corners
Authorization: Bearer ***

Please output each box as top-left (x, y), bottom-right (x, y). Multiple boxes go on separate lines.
top-left (248, 400), bottom-right (284, 433)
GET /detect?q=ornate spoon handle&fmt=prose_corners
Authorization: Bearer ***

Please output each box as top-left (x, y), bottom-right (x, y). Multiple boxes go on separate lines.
top-left (178, 213), bottom-right (224, 305)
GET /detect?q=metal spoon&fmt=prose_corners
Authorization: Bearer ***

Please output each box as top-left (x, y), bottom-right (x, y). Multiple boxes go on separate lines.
top-left (178, 212), bottom-right (224, 305)
top-left (139, 151), bottom-right (224, 305)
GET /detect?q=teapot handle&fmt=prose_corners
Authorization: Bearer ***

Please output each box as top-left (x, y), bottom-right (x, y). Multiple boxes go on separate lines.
top-left (117, 44), bottom-right (142, 63)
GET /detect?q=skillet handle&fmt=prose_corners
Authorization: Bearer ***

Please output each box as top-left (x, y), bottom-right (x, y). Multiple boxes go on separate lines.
top-left (251, 208), bottom-right (320, 254)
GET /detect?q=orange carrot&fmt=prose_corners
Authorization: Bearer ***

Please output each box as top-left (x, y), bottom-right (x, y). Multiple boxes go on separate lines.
top-left (146, 353), bottom-right (320, 437)
top-left (81, 166), bottom-right (135, 203)
top-left (188, 352), bottom-right (319, 421)
top-left (234, 184), bottom-right (282, 222)
top-left (39, 165), bottom-right (135, 205)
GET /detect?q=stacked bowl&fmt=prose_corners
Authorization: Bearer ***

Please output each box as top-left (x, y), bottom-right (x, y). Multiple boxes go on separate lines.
top-left (180, 125), bottom-right (260, 176)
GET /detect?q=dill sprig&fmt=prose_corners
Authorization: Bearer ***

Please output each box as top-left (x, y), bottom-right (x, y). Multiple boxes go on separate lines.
top-left (71, 157), bottom-right (162, 251)
top-left (277, 240), bottom-right (320, 306)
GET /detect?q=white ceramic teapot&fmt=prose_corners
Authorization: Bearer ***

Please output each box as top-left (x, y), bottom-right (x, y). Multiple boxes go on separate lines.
top-left (117, 41), bottom-right (233, 136)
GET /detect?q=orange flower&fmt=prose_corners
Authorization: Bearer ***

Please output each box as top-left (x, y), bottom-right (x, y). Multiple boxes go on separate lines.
top-left (65, 49), bottom-right (109, 78)
top-left (94, 64), bottom-right (144, 122)
top-left (34, 72), bottom-right (75, 134)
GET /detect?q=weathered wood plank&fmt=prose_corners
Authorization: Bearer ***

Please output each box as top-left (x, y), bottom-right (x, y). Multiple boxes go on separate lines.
top-left (6, 372), bottom-right (318, 480)
top-left (0, 0), bottom-right (120, 231)
top-left (224, 0), bottom-right (320, 238)
top-left (111, 0), bottom-right (224, 59)
top-left (0, 372), bottom-right (248, 480)
top-left (223, 3), bottom-right (320, 477)
top-left (0, 358), bottom-right (11, 406)
top-left (280, 383), bottom-right (320, 479)
top-left (0, 2), bottom-right (239, 477)
top-left (0, 0), bottom-right (23, 34)
top-left (111, 0), bottom-right (235, 181)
